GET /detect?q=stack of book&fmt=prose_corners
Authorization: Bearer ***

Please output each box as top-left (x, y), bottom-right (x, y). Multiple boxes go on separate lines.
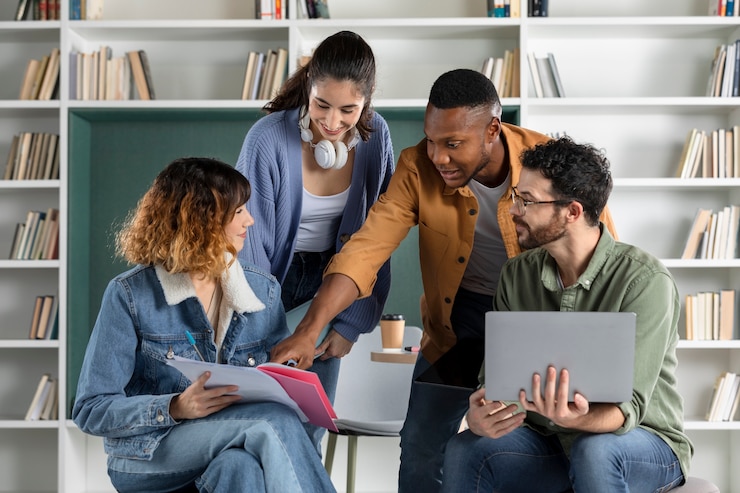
top-left (528, 0), bottom-right (548, 17)
top-left (480, 49), bottom-right (520, 98)
top-left (706, 39), bottom-right (740, 97)
top-left (28, 295), bottom-right (58, 340)
top-left (241, 48), bottom-right (288, 100)
top-left (8, 208), bottom-right (59, 261)
top-left (708, 0), bottom-right (739, 16)
top-left (527, 52), bottom-right (565, 98)
top-left (680, 205), bottom-right (740, 260)
top-left (487, 0), bottom-right (521, 18)
top-left (684, 289), bottom-right (736, 341)
top-left (25, 373), bottom-right (58, 421)
top-left (675, 126), bottom-right (740, 179)
top-left (2, 132), bottom-right (59, 181)
top-left (705, 371), bottom-right (740, 422)
top-left (69, 0), bottom-right (103, 19)
top-left (18, 48), bottom-right (60, 100)
top-left (69, 47), bottom-right (154, 101)
top-left (14, 0), bottom-right (61, 20)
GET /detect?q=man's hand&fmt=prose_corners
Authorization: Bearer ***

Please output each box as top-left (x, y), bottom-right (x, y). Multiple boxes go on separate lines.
top-left (519, 366), bottom-right (589, 428)
top-left (269, 332), bottom-right (318, 369)
top-left (316, 329), bottom-right (354, 360)
top-left (169, 371), bottom-right (241, 420)
top-left (466, 387), bottom-right (526, 439)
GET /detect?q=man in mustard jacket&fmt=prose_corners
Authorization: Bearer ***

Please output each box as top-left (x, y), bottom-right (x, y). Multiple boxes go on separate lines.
top-left (271, 68), bottom-right (617, 492)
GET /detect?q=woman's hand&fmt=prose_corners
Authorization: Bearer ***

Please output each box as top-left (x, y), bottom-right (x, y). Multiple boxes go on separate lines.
top-left (169, 371), bottom-right (241, 420)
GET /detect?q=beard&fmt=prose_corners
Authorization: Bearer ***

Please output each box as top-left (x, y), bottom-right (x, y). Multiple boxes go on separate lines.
top-left (514, 209), bottom-right (568, 250)
top-left (462, 148), bottom-right (491, 188)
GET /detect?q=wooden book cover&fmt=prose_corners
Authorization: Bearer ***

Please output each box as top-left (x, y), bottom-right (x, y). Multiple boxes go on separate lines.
top-left (681, 208), bottom-right (712, 259)
top-left (138, 50), bottom-right (156, 99)
top-left (28, 296), bottom-right (44, 339)
top-left (19, 59), bottom-right (40, 100)
top-left (127, 50), bottom-right (150, 100)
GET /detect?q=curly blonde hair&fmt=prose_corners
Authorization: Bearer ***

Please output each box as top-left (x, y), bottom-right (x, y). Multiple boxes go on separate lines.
top-left (116, 157), bottom-right (251, 278)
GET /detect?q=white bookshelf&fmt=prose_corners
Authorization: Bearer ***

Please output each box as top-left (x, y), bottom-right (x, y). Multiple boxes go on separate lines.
top-left (0, 0), bottom-right (738, 491)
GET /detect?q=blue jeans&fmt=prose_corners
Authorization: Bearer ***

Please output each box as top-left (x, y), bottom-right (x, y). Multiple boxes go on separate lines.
top-left (442, 426), bottom-right (684, 493)
top-left (282, 249), bottom-right (339, 454)
top-left (398, 287), bottom-right (491, 493)
top-left (107, 402), bottom-right (336, 493)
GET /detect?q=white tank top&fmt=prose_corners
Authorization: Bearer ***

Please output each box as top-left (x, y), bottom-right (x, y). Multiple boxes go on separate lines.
top-left (295, 187), bottom-right (350, 252)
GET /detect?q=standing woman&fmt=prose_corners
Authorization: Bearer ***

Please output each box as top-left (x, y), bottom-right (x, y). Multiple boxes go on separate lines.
top-left (73, 157), bottom-right (336, 493)
top-left (235, 31), bottom-right (395, 448)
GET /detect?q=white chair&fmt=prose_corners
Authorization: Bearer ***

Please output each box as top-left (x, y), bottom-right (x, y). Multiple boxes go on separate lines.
top-left (672, 477), bottom-right (720, 493)
top-left (324, 325), bottom-right (422, 493)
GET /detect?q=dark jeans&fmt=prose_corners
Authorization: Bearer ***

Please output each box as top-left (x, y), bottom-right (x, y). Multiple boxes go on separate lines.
top-left (282, 249), bottom-right (339, 454)
top-left (398, 287), bottom-right (493, 493)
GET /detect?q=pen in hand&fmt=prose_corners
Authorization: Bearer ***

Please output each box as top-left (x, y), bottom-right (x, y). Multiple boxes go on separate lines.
top-left (185, 330), bottom-right (206, 361)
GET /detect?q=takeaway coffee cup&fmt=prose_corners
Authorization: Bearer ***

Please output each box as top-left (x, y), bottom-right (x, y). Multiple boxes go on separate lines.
top-left (380, 314), bottom-right (405, 352)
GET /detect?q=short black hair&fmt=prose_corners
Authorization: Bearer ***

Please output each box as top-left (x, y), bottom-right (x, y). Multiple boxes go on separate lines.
top-left (520, 137), bottom-right (613, 226)
top-left (429, 69), bottom-right (502, 118)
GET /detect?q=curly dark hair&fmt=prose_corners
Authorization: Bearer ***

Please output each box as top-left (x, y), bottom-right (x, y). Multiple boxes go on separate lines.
top-left (263, 30), bottom-right (376, 141)
top-left (520, 136), bottom-right (613, 227)
top-left (429, 68), bottom-right (502, 120)
top-left (116, 157), bottom-right (251, 277)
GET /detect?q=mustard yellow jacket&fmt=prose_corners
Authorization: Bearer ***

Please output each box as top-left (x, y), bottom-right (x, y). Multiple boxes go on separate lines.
top-left (325, 123), bottom-right (617, 362)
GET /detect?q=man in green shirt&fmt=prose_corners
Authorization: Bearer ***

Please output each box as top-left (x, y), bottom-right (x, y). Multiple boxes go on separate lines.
top-left (441, 137), bottom-right (693, 492)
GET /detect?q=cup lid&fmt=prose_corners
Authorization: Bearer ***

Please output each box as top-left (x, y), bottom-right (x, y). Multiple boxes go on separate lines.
top-left (381, 313), bottom-right (404, 320)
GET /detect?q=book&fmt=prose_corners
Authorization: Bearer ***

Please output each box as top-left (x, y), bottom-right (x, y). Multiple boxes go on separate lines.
top-left (719, 289), bottom-right (736, 340)
top-left (535, 55), bottom-right (557, 97)
top-left (40, 377), bottom-right (58, 420)
top-left (86, 0), bottom-right (103, 19)
top-left (241, 51), bottom-right (259, 100)
top-left (676, 129), bottom-right (697, 178)
top-left (38, 48), bottom-right (60, 101)
top-left (527, 52), bottom-right (544, 98)
top-left (28, 296), bottom-right (44, 339)
top-left (138, 50), bottom-right (156, 100)
top-left (681, 208), bottom-right (712, 259)
top-left (313, 0), bottom-right (330, 18)
top-left (15, 0), bottom-right (31, 20)
top-left (9, 223), bottom-right (24, 259)
top-left (29, 54), bottom-right (50, 100)
top-left (3, 134), bottom-right (20, 180)
top-left (547, 53), bottom-right (565, 97)
top-left (167, 356), bottom-right (338, 431)
top-left (127, 50), bottom-right (150, 100)
top-left (19, 58), bottom-right (40, 100)
top-left (35, 295), bottom-right (56, 339)
top-left (270, 48), bottom-right (289, 99)
top-left (24, 373), bottom-right (52, 420)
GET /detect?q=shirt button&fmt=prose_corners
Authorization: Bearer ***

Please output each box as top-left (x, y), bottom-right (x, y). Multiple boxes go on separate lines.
top-left (340, 234), bottom-right (351, 243)
top-left (468, 209), bottom-right (477, 215)
top-left (457, 257), bottom-right (465, 263)
top-left (156, 413), bottom-right (165, 423)
top-left (444, 297), bottom-right (451, 304)
top-left (248, 356), bottom-right (256, 367)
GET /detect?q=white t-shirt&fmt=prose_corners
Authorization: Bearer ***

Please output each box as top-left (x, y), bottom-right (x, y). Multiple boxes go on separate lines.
top-left (459, 173), bottom-right (511, 296)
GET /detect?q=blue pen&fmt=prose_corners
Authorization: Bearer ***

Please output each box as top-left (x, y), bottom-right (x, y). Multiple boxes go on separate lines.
top-left (185, 330), bottom-right (206, 361)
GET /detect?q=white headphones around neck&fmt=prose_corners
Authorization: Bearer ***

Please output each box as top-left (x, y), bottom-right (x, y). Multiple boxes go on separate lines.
top-left (299, 109), bottom-right (360, 170)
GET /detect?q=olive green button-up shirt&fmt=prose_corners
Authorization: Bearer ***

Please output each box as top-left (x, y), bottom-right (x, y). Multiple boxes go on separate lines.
top-left (490, 225), bottom-right (693, 478)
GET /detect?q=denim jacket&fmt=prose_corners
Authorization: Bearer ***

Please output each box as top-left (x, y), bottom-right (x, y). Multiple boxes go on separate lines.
top-left (72, 257), bottom-right (290, 460)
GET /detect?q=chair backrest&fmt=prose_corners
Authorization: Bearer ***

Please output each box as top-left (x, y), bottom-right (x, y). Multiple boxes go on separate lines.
top-left (333, 326), bottom-right (422, 423)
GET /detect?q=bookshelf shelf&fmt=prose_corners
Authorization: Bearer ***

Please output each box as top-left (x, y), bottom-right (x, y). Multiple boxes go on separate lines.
top-left (0, 0), bottom-right (737, 491)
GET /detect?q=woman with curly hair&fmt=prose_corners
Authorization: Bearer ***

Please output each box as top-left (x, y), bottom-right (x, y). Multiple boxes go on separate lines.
top-left (72, 157), bottom-right (336, 493)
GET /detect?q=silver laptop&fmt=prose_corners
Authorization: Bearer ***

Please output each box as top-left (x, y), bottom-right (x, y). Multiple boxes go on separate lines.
top-left (485, 311), bottom-right (636, 403)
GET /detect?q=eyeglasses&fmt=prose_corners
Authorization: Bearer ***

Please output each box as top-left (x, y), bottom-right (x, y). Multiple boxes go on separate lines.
top-left (510, 187), bottom-right (572, 215)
